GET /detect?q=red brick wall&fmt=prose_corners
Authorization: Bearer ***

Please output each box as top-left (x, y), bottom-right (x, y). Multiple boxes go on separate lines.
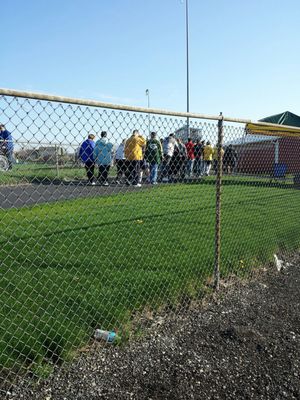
top-left (279, 137), bottom-right (300, 173)
top-left (235, 138), bottom-right (300, 174)
top-left (236, 142), bottom-right (275, 174)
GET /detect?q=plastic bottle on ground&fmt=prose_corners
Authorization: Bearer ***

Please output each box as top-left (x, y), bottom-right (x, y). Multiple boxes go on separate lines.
top-left (94, 329), bottom-right (117, 343)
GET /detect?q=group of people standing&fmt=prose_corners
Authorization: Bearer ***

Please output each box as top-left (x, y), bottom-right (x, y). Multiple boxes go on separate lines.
top-left (79, 130), bottom-right (155, 186)
top-left (160, 135), bottom-right (215, 182)
top-left (160, 136), bottom-right (238, 181)
top-left (79, 130), bottom-right (238, 186)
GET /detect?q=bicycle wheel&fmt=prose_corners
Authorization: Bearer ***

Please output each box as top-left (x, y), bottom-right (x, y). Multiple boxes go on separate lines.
top-left (0, 155), bottom-right (9, 171)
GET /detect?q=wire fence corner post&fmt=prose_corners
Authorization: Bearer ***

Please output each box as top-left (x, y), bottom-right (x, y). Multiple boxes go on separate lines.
top-left (55, 144), bottom-right (60, 178)
top-left (214, 112), bottom-right (224, 290)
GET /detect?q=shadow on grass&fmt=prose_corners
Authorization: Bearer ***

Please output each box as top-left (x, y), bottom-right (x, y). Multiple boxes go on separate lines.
top-left (197, 176), bottom-right (299, 190)
top-left (0, 204), bottom-right (215, 247)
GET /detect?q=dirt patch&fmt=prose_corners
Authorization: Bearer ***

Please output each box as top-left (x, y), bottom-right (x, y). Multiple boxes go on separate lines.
top-left (3, 252), bottom-right (300, 399)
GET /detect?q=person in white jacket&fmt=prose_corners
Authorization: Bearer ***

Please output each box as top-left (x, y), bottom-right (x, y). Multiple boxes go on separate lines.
top-left (115, 139), bottom-right (126, 184)
top-left (161, 134), bottom-right (178, 182)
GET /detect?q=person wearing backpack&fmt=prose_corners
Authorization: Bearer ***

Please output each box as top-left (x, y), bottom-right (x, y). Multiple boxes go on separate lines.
top-left (144, 132), bottom-right (162, 185)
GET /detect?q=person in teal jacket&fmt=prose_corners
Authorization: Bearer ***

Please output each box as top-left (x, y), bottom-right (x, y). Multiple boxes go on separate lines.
top-left (94, 131), bottom-right (114, 186)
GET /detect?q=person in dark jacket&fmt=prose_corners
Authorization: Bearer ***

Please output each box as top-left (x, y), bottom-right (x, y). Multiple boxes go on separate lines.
top-left (171, 138), bottom-right (188, 181)
top-left (223, 144), bottom-right (237, 174)
top-left (144, 132), bottom-right (162, 184)
top-left (79, 134), bottom-right (96, 184)
top-left (193, 139), bottom-right (203, 177)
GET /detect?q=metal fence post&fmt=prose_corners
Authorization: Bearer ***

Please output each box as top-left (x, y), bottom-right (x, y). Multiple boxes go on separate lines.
top-left (55, 144), bottom-right (59, 178)
top-left (214, 112), bottom-right (224, 290)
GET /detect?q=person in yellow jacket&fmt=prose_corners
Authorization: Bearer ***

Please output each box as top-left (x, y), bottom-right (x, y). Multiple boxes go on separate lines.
top-left (124, 130), bottom-right (146, 187)
top-left (203, 141), bottom-right (214, 176)
top-left (212, 145), bottom-right (224, 175)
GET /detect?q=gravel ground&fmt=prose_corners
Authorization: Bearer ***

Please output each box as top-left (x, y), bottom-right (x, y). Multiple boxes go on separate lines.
top-left (3, 252), bottom-right (300, 400)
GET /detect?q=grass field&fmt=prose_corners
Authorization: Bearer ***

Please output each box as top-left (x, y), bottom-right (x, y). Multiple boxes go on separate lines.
top-left (0, 163), bottom-right (295, 186)
top-left (0, 163), bottom-right (117, 185)
top-left (0, 180), bottom-right (300, 375)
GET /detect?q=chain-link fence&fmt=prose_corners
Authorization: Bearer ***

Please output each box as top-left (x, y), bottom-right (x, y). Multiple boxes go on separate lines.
top-left (1, 89), bottom-right (300, 390)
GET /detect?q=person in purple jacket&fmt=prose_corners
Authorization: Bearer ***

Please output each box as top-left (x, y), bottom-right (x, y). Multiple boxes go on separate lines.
top-left (79, 134), bottom-right (96, 185)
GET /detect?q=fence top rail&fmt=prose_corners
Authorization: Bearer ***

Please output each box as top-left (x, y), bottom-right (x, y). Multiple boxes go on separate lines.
top-left (0, 88), bottom-right (224, 121)
top-left (2, 87), bottom-right (300, 134)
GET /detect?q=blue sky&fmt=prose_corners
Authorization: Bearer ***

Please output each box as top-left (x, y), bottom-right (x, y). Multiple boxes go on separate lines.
top-left (1, 0), bottom-right (300, 121)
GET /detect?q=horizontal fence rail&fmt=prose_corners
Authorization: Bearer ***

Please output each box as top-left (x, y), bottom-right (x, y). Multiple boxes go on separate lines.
top-left (3, 88), bottom-right (300, 131)
top-left (1, 88), bottom-right (300, 393)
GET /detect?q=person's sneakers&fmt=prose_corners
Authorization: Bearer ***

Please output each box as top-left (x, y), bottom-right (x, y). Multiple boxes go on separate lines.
top-left (103, 181), bottom-right (109, 186)
top-left (162, 177), bottom-right (168, 183)
top-left (91, 181), bottom-right (96, 186)
top-left (133, 183), bottom-right (142, 187)
top-left (151, 182), bottom-right (158, 185)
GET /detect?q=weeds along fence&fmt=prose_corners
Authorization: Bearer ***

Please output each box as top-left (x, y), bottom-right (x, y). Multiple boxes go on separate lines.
top-left (1, 88), bottom-right (300, 388)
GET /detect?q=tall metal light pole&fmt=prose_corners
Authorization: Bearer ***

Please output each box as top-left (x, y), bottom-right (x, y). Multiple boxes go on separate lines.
top-left (186, 0), bottom-right (190, 139)
top-left (145, 89), bottom-right (150, 134)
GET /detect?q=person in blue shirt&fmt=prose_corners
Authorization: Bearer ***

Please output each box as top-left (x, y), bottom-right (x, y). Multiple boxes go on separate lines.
top-left (79, 134), bottom-right (96, 184)
top-left (0, 124), bottom-right (14, 169)
top-left (94, 131), bottom-right (114, 186)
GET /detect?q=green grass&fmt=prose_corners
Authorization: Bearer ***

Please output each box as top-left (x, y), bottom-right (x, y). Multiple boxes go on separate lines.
top-left (0, 163), bottom-right (295, 186)
top-left (0, 181), bottom-right (300, 375)
top-left (0, 163), bottom-right (117, 185)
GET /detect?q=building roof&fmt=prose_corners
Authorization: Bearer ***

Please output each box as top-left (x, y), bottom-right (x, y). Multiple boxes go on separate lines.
top-left (259, 111), bottom-right (300, 127)
top-left (226, 134), bottom-right (277, 146)
top-left (228, 111), bottom-right (300, 146)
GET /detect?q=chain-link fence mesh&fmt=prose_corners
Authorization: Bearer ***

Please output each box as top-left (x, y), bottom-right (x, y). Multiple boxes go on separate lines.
top-left (1, 90), bottom-right (300, 391)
